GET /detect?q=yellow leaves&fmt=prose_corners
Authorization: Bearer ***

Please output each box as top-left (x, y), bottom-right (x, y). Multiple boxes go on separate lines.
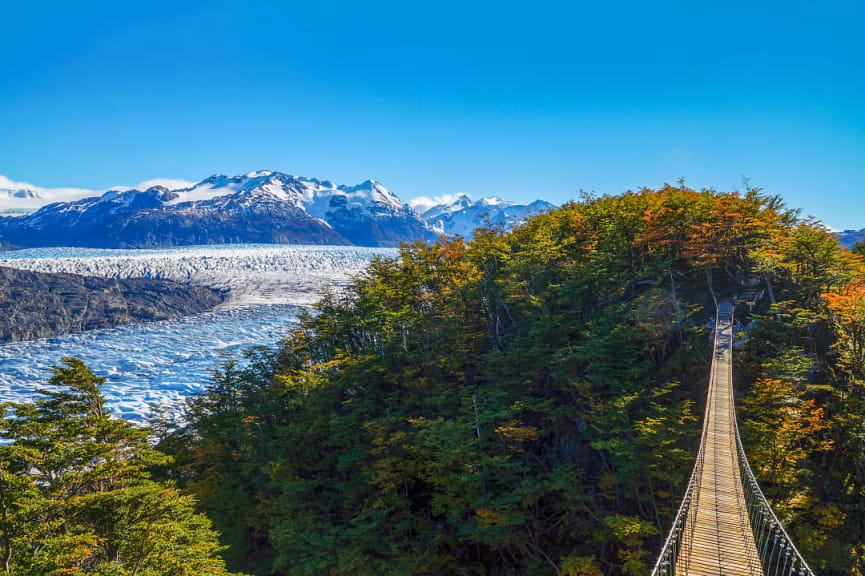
top-left (812, 501), bottom-right (846, 530)
top-left (824, 279), bottom-right (865, 374)
top-left (474, 508), bottom-right (501, 526)
top-left (630, 185), bottom-right (782, 275)
top-left (602, 514), bottom-right (658, 543)
top-left (851, 544), bottom-right (865, 576)
top-left (824, 280), bottom-right (865, 325)
top-left (494, 421), bottom-right (541, 444)
top-left (790, 501), bottom-right (846, 556)
top-left (802, 405), bottom-right (831, 442)
top-left (600, 515), bottom-right (658, 575)
top-left (560, 555), bottom-right (603, 576)
top-left (742, 377), bottom-right (833, 511)
top-left (473, 507), bottom-right (525, 529)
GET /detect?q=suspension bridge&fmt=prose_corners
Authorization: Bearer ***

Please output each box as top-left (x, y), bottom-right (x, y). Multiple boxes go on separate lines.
top-left (651, 301), bottom-right (815, 576)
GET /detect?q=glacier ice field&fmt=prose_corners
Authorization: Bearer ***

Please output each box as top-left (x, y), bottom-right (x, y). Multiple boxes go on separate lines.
top-left (0, 244), bottom-right (396, 420)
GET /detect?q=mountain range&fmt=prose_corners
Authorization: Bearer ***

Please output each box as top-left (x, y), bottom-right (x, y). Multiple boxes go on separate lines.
top-left (412, 193), bottom-right (555, 239)
top-left (0, 171), bottom-right (552, 248)
top-left (835, 229), bottom-right (865, 249)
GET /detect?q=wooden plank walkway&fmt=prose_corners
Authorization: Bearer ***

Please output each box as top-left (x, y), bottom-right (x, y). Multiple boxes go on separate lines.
top-left (675, 302), bottom-right (762, 576)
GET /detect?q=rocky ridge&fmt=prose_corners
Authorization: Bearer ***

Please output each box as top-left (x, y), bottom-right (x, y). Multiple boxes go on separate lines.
top-left (0, 266), bottom-right (225, 343)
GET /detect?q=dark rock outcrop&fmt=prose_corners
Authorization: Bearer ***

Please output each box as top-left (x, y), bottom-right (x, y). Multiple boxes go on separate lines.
top-left (0, 266), bottom-right (225, 343)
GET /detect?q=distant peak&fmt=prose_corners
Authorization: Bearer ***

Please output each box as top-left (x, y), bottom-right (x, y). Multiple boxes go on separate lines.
top-left (528, 199), bottom-right (555, 209)
top-left (357, 179), bottom-right (381, 189)
top-left (202, 174), bottom-right (230, 184)
top-left (478, 196), bottom-right (512, 207)
top-left (135, 178), bottom-right (197, 192)
top-left (245, 170), bottom-right (276, 179)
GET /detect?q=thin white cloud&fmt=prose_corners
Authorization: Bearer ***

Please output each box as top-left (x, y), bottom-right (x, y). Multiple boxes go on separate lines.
top-left (0, 175), bottom-right (99, 213)
top-left (133, 178), bottom-right (196, 191)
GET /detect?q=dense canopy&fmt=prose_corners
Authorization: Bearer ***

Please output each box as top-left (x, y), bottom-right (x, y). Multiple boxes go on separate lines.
top-left (160, 186), bottom-right (865, 575)
top-left (6, 185), bottom-right (865, 575)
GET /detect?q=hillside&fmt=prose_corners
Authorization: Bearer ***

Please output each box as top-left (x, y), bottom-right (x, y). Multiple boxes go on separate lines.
top-left (6, 186), bottom-right (865, 575)
top-left (154, 186), bottom-right (865, 575)
top-left (0, 265), bottom-right (225, 342)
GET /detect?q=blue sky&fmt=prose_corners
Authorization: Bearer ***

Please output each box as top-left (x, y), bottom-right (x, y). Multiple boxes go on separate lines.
top-left (1, 0), bottom-right (863, 228)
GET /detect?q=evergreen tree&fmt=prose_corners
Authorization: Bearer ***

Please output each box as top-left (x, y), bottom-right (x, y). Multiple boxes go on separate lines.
top-left (0, 358), bottom-right (244, 576)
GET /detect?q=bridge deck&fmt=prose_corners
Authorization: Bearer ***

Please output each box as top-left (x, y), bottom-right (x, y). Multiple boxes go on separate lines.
top-left (675, 302), bottom-right (762, 576)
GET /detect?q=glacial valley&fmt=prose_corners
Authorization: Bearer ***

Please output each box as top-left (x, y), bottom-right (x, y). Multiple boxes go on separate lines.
top-left (0, 244), bottom-right (395, 420)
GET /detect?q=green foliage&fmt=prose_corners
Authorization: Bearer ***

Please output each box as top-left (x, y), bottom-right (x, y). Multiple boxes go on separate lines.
top-left (0, 358), bottom-right (243, 576)
top-left (163, 186), bottom-right (865, 575)
top-left (736, 224), bottom-right (865, 574)
top-left (852, 239), bottom-right (865, 259)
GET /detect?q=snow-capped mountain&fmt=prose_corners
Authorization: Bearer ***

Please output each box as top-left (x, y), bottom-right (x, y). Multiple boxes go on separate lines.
top-left (412, 194), bottom-right (555, 239)
top-left (0, 175), bottom-right (98, 214)
top-left (836, 229), bottom-right (864, 249)
top-left (0, 171), bottom-right (556, 248)
top-left (0, 171), bottom-right (436, 248)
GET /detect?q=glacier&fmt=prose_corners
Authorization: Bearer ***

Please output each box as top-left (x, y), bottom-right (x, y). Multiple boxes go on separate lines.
top-left (0, 244), bottom-right (395, 306)
top-left (0, 244), bottom-right (396, 420)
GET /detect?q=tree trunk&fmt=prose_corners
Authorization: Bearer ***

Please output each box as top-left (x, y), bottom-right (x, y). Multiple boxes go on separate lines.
top-left (669, 265), bottom-right (683, 343)
top-left (473, 395), bottom-right (481, 438)
top-left (706, 269), bottom-right (718, 307)
top-left (647, 475), bottom-right (663, 535)
top-left (764, 273), bottom-right (781, 320)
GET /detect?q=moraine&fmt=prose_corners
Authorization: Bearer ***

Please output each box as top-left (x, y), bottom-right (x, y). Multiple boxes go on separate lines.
top-left (0, 244), bottom-right (396, 420)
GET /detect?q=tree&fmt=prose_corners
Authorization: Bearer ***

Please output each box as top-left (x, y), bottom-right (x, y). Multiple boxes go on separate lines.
top-left (164, 185), bottom-right (865, 575)
top-left (0, 358), bottom-right (243, 576)
top-left (824, 280), bottom-right (865, 376)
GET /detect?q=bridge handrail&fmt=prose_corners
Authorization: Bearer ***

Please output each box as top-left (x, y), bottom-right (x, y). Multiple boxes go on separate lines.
top-left (650, 302), bottom-right (817, 576)
top-left (727, 304), bottom-right (816, 576)
top-left (732, 381), bottom-right (816, 575)
top-left (648, 306), bottom-right (721, 576)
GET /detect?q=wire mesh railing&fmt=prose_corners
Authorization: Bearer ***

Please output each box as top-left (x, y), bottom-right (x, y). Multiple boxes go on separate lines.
top-left (734, 398), bottom-right (816, 576)
top-left (649, 302), bottom-right (816, 576)
top-left (649, 306), bottom-right (719, 576)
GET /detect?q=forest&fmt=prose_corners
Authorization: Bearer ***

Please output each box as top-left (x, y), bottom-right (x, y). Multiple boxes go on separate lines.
top-left (3, 185), bottom-right (865, 575)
